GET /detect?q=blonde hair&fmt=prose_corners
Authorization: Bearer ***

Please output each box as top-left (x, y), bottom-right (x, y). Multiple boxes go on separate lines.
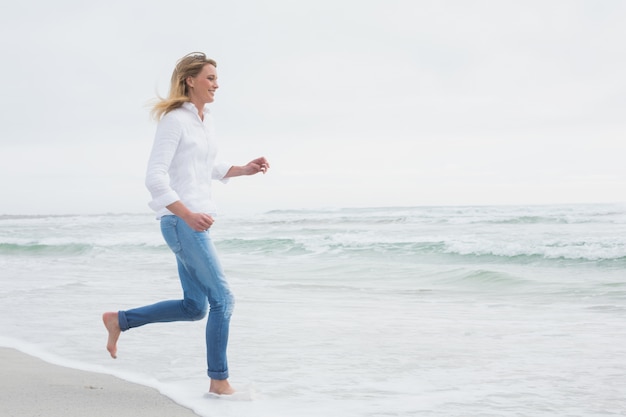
top-left (151, 52), bottom-right (217, 120)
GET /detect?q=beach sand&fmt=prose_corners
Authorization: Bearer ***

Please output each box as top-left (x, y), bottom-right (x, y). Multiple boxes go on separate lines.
top-left (0, 347), bottom-right (200, 417)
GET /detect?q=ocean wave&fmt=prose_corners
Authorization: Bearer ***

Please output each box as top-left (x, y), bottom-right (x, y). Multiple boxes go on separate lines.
top-left (3, 236), bottom-right (622, 265)
top-left (443, 239), bottom-right (626, 263)
top-left (482, 215), bottom-right (570, 224)
top-left (0, 242), bottom-right (94, 256)
top-left (0, 214), bottom-right (80, 221)
top-left (218, 238), bottom-right (310, 255)
top-left (449, 251), bottom-right (626, 265)
top-left (216, 236), bottom-right (626, 265)
top-left (261, 204), bottom-right (626, 226)
top-left (0, 242), bottom-right (168, 257)
top-left (479, 212), bottom-right (625, 225)
top-left (1, 205), bottom-right (624, 266)
top-left (301, 235), bottom-right (626, 263)
top-left (438, 269), bottom-right (531, 289)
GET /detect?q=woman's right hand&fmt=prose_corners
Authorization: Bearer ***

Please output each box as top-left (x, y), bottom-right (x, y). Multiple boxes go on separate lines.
top-left (182, 212), bottom-right (215, 232)
top-left (166, 201), bottom-right (214, 231)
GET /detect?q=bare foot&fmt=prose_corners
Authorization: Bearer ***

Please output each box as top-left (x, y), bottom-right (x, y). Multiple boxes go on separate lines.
top-left (209, 379), bottom-right (235, 395)
top-left (102, 312), bottom-right (121, 359)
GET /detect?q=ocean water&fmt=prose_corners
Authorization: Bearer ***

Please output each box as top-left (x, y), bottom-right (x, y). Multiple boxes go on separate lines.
top-left (1, 204), bottom-right (625, 416)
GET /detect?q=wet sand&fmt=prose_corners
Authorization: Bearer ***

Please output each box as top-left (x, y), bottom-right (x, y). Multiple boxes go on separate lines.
top-left (0, 347), bottom-right (200, 417)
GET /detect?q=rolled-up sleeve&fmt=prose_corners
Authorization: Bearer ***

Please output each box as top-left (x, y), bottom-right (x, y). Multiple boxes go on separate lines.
top-left (145, 114), bottom-right (182, 211)
top-left (212, 160), bottom-right (232, 183)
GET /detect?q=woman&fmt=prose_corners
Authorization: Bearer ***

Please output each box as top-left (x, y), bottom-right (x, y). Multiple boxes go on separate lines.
top-left (102, 52), bottom-right (269, 395)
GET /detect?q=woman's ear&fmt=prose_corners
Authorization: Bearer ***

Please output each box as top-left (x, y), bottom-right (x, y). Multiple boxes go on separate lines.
top-left (186, 76), bottom-right (194, 89)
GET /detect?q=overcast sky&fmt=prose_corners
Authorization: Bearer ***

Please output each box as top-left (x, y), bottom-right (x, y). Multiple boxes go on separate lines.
top-left (1, 0), bottom-right (625, 215)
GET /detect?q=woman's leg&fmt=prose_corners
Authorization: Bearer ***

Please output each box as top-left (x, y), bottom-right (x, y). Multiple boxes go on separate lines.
top-left (104, 215), bottom-right (234, 391)
top-left (116, 216), bottom-right (209, 329)
top-left (116, 259), bottom-right (208, 328)
top-left (103, 216), bottom-right (210, 358)
top-left (171, 217), bottom-right (235, 382)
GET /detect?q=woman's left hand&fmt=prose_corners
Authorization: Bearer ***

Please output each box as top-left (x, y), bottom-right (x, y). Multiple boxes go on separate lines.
top-left (224, 157), bottom-right (271, 178)
top-left (243, 157), bottom-right (270, 175)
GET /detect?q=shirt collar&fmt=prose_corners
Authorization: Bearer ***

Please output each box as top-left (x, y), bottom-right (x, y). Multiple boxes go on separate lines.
top-left (182, 101), bottom-right (210, 116)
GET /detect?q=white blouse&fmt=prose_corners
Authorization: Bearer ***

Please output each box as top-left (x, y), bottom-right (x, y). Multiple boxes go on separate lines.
top-left (145, 102), bottom-right (231, 219)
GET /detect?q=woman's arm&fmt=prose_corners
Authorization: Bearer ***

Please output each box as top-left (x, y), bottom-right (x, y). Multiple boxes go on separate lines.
top-left (166, 201), bottom-right (215, 232)
top-left (169, 155), bottom-right (270, 231)
top-left (224, 156), bottom-right (270, 178)
top-left (145, 115), bottom-right (183, 211)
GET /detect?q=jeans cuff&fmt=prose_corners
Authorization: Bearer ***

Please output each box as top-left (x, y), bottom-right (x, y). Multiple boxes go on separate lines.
top-left (118, 310), bottom-right (129, 331)
top-left (208, 369), bottom-right (229, 380)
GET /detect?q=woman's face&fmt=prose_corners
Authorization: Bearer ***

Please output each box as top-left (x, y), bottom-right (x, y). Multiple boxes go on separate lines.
top-left (187, 63), bottom-right (219, 104)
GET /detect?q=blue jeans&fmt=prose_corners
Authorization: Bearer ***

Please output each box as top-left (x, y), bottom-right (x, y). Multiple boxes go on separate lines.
top-left (118, 215), bottom-right (234, 380)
